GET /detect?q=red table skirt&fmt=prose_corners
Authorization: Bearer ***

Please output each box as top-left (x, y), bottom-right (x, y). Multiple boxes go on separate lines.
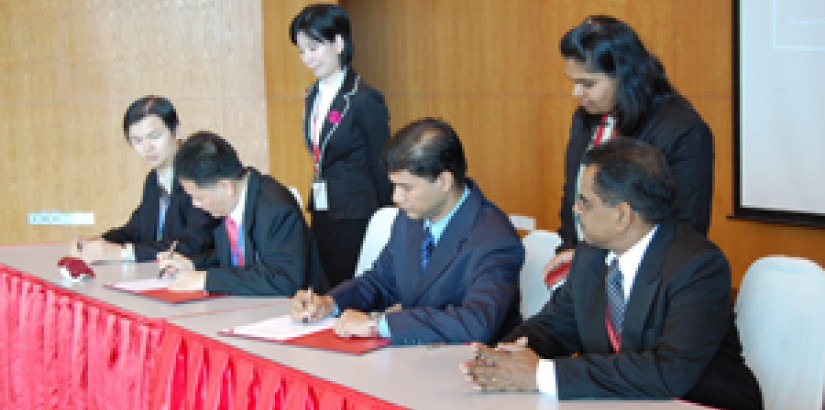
top-left (1, 264), bottom-right (405, 410)
top-left (0, 264), bottom-right (163, 410)
top-left (151, 323), bottom-right (405, 410)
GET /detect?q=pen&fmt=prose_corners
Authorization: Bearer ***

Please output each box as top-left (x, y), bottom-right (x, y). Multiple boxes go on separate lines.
top-left (158, 240), bottom-right (178, 278)
top-left (301, 287), bottom-right (313, 323)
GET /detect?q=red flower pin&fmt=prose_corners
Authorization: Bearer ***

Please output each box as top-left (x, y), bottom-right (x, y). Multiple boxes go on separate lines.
top-left (328, 110), bottom-right (342, 125)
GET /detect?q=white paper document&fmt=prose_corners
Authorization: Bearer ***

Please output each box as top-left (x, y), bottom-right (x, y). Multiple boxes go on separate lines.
top-left (224, 315), bottom-right (335, 341)
top-left (108, 277), bottom-right (174, 292)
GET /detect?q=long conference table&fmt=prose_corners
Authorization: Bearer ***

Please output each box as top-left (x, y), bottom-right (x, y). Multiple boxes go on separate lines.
top-left (0, 243), bottom-right (706, 410)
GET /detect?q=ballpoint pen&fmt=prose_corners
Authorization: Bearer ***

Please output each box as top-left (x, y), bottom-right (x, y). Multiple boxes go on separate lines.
top-left (157, 240), bottom-right (178, 278)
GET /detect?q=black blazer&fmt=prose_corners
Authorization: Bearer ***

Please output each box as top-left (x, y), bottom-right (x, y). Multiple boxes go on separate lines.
top-left (558, 95), bottom-right (714, 251)
top-left (102, 170), bottom-right (218, 262)
top-left (506, 221), bottom-right (762, 409)
top-left (202, 168), bottom-right (327, 296)
top-left (330, 181), bottom-right (524, 345)
top-left (303, 69), bottom-right (392, 220)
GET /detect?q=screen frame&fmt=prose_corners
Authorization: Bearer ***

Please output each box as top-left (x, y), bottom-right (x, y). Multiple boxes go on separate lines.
top-left (731, 0), bottom-right (825, 228)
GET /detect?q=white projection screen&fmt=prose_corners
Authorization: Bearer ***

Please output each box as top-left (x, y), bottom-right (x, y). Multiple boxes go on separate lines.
top-left (735, 0), bottom-right (825, 227)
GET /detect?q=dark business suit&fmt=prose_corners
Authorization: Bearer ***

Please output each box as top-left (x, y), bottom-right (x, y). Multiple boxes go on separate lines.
top-left (329, 181), bottom-right (524, 345)
top-left (102, 170), bottom-right (218, 263)
top-left (202, 168), bottom-right (327, 296)
top-left (303, 69), bottom-right (393, 288)
top-left (558, 95), bottom-right (714, 251)
top-left (506, 220), bottom-right (762, 409)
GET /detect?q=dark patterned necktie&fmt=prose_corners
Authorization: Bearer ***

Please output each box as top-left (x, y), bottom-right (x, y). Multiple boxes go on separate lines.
top-left (420, 226), bottom-right (435, 273)
top-left (606, 259), bottom-right (625, 335)
top-left (157, 187), bottom-right (170, 241)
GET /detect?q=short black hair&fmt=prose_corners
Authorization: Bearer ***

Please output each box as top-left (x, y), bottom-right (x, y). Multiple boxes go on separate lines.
top-left (289, 3), bottom-right (353, 66)
top-left (560, 15), bottom-right (675, 135)
top-left (174, 131), bottom-right (245, 186)
top-left (122, 95), bottom-right (179, 140)
top-left (382, 118), bottom-right (467, 187)
top-left (582, 138), bottom-right (675, 224)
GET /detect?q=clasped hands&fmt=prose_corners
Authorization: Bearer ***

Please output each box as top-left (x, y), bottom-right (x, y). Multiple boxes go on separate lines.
top-left (289, 290), bottom-right (378, 338)
top-left (459, 337), bottom-right (540, 392)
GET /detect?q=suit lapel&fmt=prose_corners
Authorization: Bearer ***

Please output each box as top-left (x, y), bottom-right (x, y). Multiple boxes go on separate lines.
top-left (578, 252), bottom-right (613, 353)
top-left (216, 219), bottom-right (230, 266)
top-left (620, 221), bottom-right (674, 350)
top-left (315, 70), bottom-right (359, 167)
top-left (240, 169), bottom-right (259, 267)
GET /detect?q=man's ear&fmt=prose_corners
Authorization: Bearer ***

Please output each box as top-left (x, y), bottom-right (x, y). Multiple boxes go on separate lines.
top-left (614, 202), bottom-right (635, 231)
top-left (436, 171), bottom-right (455, 192)
top-left (217, 179), bottom-right (235, 196)
top-left (334, 34), bottom-right (345, 54)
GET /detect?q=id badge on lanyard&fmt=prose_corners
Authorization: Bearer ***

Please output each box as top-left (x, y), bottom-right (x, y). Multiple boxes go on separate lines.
top-left (312, 174), bottom-right (329, 211)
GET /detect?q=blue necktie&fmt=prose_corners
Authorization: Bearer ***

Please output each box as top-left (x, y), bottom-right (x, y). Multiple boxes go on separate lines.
top-left (606, 260), bottom-right (625, 335)
top-left (157, 187), bottom-right (170, 241)
top-left (420, 226), bottom-right (435, 272)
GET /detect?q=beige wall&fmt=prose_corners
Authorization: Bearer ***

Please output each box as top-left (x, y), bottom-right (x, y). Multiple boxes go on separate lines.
top-left (0, 0), bottom-right (268, 245)
top-left (2, 0), bottom-right (823, 286)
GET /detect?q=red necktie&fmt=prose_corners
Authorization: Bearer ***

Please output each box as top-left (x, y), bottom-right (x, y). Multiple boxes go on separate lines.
top-left (225, 217), bottom-right (244, 267)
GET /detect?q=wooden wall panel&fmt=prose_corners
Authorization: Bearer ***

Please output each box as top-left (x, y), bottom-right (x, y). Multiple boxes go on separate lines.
top-left (262, 0), bottom-right (322, 203)
top-left (6, 0), bottom-right (824, 286)
top-left (334, 0), bottom-right (825, 286)
top-left (0, 0), bottom-right (267, 246)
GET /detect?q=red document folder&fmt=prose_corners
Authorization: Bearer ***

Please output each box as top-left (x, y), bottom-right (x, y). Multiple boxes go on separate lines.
top-left (283, 328), bottom-right (390, 354)
top-left (220, 327), bottom-right (390, 355)
top-left (105, 283), bottom-right (222, 304)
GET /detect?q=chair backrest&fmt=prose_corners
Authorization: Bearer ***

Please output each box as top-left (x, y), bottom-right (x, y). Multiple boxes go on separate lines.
top-left (354, 207), bottom-right (399, 276)
top-left (735, 255), bottom-right (825, 410)
top-left (519, 230), bottom-right (562, 318)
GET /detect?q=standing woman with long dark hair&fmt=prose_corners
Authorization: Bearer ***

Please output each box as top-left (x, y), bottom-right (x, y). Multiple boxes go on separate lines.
top-left (290, 4), bottom-right (392, 288)
top-left (545, 15), bottom-right (714, 276)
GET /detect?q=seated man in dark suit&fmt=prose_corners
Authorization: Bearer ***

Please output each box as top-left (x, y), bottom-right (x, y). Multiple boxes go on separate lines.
top-left (72, 96), bottom-right (218, 263)
top-left (461, 138), bottom-right (762, 410)
top-left (290, 118), bottom-right (524, 345)
top-left (158, 131), bottom-right (327, 295)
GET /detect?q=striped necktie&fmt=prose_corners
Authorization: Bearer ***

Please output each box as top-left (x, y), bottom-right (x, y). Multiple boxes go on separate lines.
top-left (606, 259), bottom-right (625, 337)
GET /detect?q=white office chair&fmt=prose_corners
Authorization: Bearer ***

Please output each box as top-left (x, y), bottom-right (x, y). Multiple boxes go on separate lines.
top-left (519, 230), bottom-right (562, 318)
top-left (735, 255), bottom-right (825, 410)
top-left (354, 207), bottom-right (399, 276)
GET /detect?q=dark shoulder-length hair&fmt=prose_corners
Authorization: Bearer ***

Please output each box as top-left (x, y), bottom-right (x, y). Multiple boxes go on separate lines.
top-left (289, 3), bottom-right (353, 67)
top-left (560, 15), bottom-right (676, 135)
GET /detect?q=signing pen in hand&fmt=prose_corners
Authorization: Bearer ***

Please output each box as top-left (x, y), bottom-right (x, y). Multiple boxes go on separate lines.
top-left (157, 240), bottom-right (178, 278)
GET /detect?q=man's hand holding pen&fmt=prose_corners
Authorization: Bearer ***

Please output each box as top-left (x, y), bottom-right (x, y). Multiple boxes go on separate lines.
top-left (157, 241), bottom-right (180, 279)
top-left (290, 288), bottom-right (334, 323)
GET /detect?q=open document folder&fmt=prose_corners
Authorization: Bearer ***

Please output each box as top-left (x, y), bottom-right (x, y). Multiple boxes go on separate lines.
top-left (106, 277), bottom-right (222, 303)
top-left (219, 315), bottom-right (390, 355)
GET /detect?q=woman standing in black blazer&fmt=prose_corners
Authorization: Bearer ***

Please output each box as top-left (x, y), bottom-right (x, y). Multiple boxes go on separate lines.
top-left (290, 4), bottom-right (392, 288)
top-left (544, 15), bottom-right (715, 277)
